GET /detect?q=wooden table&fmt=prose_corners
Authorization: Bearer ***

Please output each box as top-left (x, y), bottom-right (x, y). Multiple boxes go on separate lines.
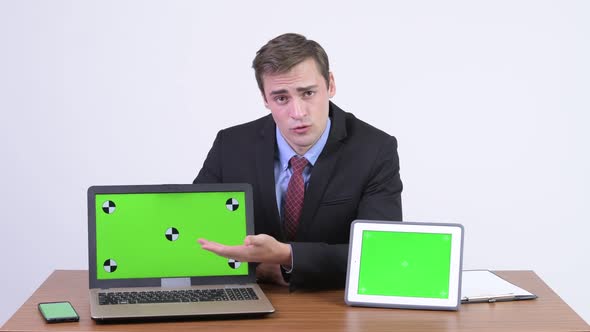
top-left (1, 270), bottom-right (588, 332)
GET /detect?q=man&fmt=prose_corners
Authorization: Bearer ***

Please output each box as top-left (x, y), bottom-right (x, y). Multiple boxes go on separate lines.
top-left (194, 33), bottom-right (402, 290)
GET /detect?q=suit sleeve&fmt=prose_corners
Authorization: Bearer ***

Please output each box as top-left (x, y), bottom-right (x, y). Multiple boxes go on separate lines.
top-left (289, 136), bottom-right (403, 290)
top-left (193, 131), bottom-right (223, 184)
top-left (356, 135), bottom-right (403, 220)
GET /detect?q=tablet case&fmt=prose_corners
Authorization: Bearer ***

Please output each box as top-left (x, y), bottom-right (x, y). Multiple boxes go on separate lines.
top-left (345, 220), bottom-right (464, 311)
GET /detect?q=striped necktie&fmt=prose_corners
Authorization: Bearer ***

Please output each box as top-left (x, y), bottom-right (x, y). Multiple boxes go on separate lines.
top-left (284, 156), bottom-right (308, 241)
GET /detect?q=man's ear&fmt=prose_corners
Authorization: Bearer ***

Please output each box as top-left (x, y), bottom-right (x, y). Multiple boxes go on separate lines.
top-left (328, 72), bottom-right (336, 98)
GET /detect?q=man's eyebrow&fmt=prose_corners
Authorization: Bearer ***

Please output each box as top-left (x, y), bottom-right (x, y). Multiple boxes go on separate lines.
top-left (269, 89), bottom-right (288, 96)
top-left (296, 85), bottom-right (318, 92)
top-left (269, 85), bottom-right (319, 96)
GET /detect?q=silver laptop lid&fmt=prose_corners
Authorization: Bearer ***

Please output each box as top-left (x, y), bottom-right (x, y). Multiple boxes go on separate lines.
top-left (87, 183), bottom-right (256, 289)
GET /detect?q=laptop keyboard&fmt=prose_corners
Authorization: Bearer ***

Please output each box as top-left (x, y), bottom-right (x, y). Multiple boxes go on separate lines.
top-left (98, 288), bottom-right (259, 305)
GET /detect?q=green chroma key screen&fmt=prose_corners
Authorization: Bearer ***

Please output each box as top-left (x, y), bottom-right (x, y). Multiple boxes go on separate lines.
top-left (95, 191), bottom-right (248, 280)
top-left (358, 230), bottom-right (452, 298)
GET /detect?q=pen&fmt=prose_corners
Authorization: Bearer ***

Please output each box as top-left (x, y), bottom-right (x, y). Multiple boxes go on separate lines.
top-left (463, 294), bottom-right (516, 303)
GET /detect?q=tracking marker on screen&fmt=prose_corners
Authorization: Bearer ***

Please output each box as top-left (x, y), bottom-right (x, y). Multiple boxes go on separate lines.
top-left (226, 198), bottom-right (239, 211)
top-left (102, 200), bottom-right (116, 214)
top-left (103, 259), bottom-right (117, 273)
top-left (228, 259), bottom-right (241, 269)
top-left (165, 227), bottom-right (179, 241)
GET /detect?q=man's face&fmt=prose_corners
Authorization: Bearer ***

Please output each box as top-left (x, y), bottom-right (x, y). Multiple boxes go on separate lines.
top-left (262, 58), bottom-right (336, 155)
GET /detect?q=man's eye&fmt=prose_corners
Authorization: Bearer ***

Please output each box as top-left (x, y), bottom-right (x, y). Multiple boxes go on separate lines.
top-left (303, 91), bottom-right (315, 97)
top-left (275, 96), bottom-right (288, 104)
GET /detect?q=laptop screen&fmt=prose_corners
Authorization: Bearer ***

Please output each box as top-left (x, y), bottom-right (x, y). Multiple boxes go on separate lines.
top-left (88, 184), bottom-right (254, 287)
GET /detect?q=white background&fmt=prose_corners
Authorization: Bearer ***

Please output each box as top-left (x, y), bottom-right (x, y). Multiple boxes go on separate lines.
top-left (0, 0), bottom-right (588, 325)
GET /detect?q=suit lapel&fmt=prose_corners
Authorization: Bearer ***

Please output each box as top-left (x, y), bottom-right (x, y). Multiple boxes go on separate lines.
top-left (296, 103), bottom-right (347, 239)
top-left (255, 116), bottom-right (284, 238)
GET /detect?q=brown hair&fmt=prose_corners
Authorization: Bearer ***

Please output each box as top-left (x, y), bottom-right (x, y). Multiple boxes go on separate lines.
top-left (252, 33), bottom-right (330, 94)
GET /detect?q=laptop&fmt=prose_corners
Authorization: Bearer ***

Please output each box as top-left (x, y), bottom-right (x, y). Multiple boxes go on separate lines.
top-left (87, 183), bottom-right (275, 321)
top-left (345, 220), bottom-right (464, 311)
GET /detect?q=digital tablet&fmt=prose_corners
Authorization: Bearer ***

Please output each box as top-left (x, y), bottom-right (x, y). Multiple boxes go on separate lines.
top-left (345, 220), bottom-right (464, 311)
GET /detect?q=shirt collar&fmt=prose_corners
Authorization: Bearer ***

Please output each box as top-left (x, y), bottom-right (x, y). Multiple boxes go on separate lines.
top-left (276, 118), bottom-right (332, 170)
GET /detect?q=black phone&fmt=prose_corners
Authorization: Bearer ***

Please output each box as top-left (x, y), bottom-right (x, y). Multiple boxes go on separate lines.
top-left (38, 301), bottom-right (80, 323)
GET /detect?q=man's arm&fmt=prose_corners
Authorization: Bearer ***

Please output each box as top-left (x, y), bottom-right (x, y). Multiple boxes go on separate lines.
top-left (194, 128), bottom-right (292, 284)
top-left (288, 136), bottom-right (403, 289)
top-left (193, 124), bottom-right (402, 290)
top-left (356, 135), bottom-right (403, 220)
top-left (197, 235), bottom-right (292, 286)
top-left (194, 130), bottom-right (223, 183)
top-left (198, 235), bottom-right (291, 265)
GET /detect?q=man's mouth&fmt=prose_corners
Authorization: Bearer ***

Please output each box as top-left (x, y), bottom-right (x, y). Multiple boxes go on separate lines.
top-left (291, 125), bottom-right (310, 134)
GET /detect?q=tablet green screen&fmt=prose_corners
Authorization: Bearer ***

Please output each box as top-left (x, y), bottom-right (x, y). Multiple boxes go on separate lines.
top-left (358, 230), bottom-right (452, 298)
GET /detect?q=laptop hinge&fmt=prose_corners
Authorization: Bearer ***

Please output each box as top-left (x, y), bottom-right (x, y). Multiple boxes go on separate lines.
top-left (161, 277), bottom-right (191, 288)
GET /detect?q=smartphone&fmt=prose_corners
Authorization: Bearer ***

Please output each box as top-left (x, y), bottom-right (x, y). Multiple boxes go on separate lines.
top-left (38, 301), bottom-right (80, 323)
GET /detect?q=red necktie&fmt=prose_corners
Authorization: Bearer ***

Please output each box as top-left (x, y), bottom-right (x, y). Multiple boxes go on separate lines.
top-left (284, 156), bottom-right (308, 241)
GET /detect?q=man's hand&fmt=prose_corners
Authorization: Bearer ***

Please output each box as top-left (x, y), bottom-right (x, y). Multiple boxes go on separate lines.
top-left (197, 234), bottom-right (292, 267)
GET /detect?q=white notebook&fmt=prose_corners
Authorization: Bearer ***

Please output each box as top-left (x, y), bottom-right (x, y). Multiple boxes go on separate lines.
top-left (461, 270), bottom-right (537, 303)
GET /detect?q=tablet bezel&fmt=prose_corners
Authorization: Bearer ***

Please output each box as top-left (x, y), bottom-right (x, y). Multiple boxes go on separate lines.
top-left (345, 220), bottom-right (464, 311)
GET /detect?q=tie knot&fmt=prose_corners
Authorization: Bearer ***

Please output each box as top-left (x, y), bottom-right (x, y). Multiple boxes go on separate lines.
top-left (289, 156), bottom-right (308, 173)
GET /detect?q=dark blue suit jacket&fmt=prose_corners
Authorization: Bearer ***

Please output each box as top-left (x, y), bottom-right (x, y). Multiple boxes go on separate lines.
top-left (194, 102), bottom-right (403, 290)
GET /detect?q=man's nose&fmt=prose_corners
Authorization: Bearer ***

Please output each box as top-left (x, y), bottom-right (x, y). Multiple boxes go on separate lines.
top-left (289, 98), bottom-right (306, 119)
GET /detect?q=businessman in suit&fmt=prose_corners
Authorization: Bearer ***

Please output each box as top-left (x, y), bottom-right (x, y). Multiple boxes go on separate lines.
top-left (195, 33), bottom-right (402, 290)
